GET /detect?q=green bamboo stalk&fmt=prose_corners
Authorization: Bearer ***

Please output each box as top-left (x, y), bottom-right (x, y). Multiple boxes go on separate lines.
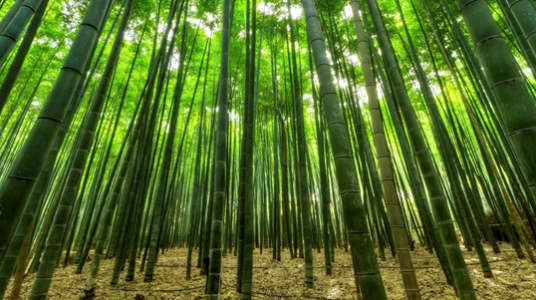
top-left (300, 0), bottom-right (387, 298)
top-left (28, 1), bottom-right (131, 298)
top-left (145, 0), bottom-right (191, 282)
top-left (0, 0), bottom-right (44, 67)
top-left (286, 0), bottom-right (314, 287)
top-left (349, 1), bottom-right (421, 297)
top-left (206, 0), bottom-right (230, 296)
top-left (0, 0), bottom-right (49, 113)
top-left (0, 0), bottom-right (110, 267)
top-left (455, 0), bottom-right (536, 201)
top-left (0, 0), bottom-right (24, 34)
top-left (365, 0), bottom-right (476, 297)
top-left (503, 0), bottom-right (536, 60)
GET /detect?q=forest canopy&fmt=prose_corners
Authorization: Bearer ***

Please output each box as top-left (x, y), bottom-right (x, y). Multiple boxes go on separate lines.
top-left (0, 0), bottom-right (536, 299)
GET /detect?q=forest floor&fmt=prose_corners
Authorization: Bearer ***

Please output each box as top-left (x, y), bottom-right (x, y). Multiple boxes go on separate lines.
top-left (6, 243), bottom-right (536, 299)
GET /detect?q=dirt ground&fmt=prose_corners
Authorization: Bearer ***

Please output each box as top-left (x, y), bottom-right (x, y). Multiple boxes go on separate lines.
top-left (5, 243), bottom-right (536, 299)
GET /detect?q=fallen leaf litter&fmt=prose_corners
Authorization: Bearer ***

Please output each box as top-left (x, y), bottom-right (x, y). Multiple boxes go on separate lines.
top-left (6, 243), bottom-right (536, 299)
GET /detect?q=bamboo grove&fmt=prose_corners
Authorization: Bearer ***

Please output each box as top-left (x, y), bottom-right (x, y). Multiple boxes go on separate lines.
top-left (0, 0), bottom-right (535, 299)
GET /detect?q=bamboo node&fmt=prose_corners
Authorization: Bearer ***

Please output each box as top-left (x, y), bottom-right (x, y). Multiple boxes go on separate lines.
top-left (490, 77), bottom-right (523, 90)
top-left (475, 35), bottom-right (504, 48)
top-left (508, 126), bottom-right (536, 137)
top-left (457, 0), bottom-right (479, 13)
